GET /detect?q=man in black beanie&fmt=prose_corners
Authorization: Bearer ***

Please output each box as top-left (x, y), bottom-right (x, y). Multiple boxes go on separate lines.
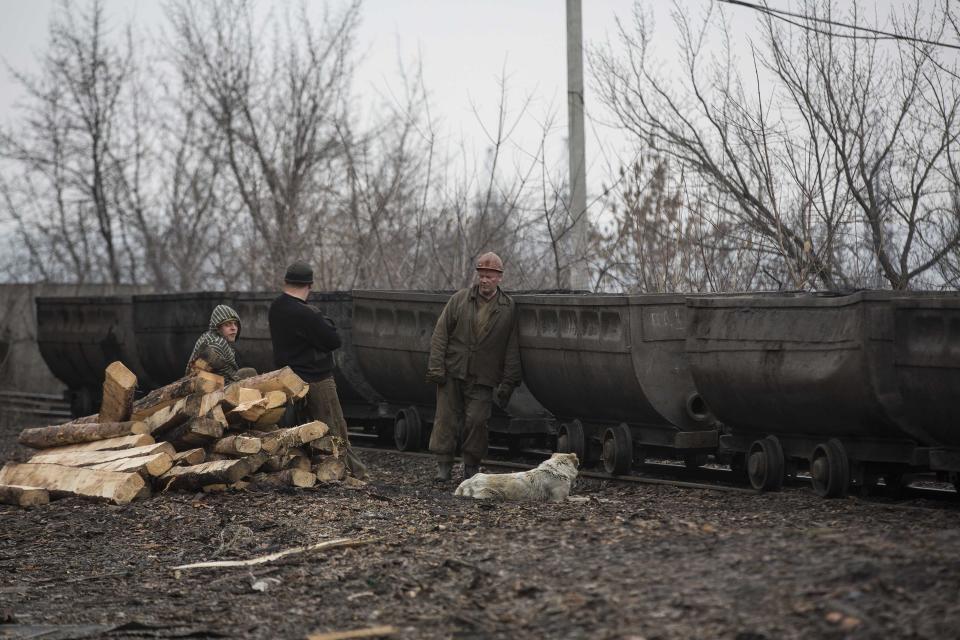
top-left (268, 261), bottom-right (367, 479)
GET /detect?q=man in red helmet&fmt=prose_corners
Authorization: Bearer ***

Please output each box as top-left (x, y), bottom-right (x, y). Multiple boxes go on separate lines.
top-left (426, 251), bottom-right (522, 481)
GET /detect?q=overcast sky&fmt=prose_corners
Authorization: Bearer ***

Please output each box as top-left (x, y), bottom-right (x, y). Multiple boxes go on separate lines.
top-left (0, 1), bottom-right (744, 180)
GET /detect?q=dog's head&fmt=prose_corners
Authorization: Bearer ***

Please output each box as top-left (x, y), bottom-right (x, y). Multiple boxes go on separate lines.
top-left (548, 452), bottom-right (579, 468)
top-left (542, 452), bottom-right (579, 481)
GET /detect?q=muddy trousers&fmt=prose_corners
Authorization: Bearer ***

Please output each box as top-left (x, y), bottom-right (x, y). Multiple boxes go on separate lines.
top-left (428, 378), bottom-right (493, 467)
top-left (305, 377), bottom-right (367, 480)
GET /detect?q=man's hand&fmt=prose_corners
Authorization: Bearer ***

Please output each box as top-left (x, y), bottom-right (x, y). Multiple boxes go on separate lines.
top-left (494, 384), bottom-right (514, 409)
top-left (425, 372), bottom-right (446, 386)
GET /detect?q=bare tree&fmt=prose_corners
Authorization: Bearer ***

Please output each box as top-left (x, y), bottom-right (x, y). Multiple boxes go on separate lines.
top-left (0, 0), bottom-right (138, 284)
top-left (591, 0), bottom-right (960, 291)
top-left (166, 0), bottom-right (360, 288)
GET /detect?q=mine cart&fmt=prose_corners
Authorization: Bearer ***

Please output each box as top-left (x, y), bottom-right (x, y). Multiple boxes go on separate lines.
top-left (686, 291), bottom-right (960, 497)
top-left (351, 290), bottom-right (553, 452)
top-left (132, 292), bottom-right (227, 386)
top-left (36, 295), bottom-right (152, 416)
top-left (514, 293), bottom-right (718, 475)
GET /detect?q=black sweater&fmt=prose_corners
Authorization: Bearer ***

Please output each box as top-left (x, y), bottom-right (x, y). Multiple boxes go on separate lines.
top-left (268, 293), bottom-right (342, 382)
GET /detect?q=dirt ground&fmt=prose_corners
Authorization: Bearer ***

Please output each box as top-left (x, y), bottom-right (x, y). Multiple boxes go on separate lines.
top-left (2, 419), bottom-right (960, 640)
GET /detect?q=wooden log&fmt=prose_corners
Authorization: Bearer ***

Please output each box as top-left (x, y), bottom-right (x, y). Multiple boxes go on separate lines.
top-left (29, 442), bottom-right (176, 467)
top-left (251, 469), bottom-right (316, 488)
top-left (221, 386), bottom-right (261, 410)
top-left (0, 462), bottom-right (145, 505)
top-left (100, 361), bottom-right (137, 423)
top-left (252, 391), bottom-right (289, 428)
top-left (172, 448), bottom-right (206, 466)
top-left (314, 458), bottom-right (347, 482)
top-left (89, 452), bottom-right (173, 477)
top-left (40, 434), bottom-right (155, 454)
top-left (228, 395), bottom-right (268, 423)
top-left (18, 420), bottom-right (150, 450)
top-left (256, 422), bottom-right (329, 458)
top-left (159, 459), bottom-right (250, 490)
top-left (242, 451), bottom-right (270, 476)
top-left (262, 450), bottom-right (311, 472)
top-left (212, 435), bottom-right (262, 456)
top-left (310, 435), bottom-right (342, 457)
top-left (131, 372), bottom-right (224, 421)
top-left (0, 484), bottom-right (50, 507)
top-left (143, 394), bottom-right (206, 435)
top-left (223, 367), bottom-right (307, 403)
top-left (162, 417), bottom-right (223, 448)
top-left (207, 403), bottom-right (229, 429)
top-left (286, 448), bottom-right (312, 471)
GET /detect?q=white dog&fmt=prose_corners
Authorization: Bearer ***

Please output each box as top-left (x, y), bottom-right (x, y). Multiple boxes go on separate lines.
top-left (454, 452), bottom-right (579, 502)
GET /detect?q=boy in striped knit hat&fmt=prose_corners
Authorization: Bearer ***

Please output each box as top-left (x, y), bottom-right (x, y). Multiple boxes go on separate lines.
top-left (185, 304), bottom-right (256, 382)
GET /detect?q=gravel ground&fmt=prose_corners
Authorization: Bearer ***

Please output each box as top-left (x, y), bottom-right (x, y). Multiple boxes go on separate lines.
top-left (2, 418), bottom-right (960, 640)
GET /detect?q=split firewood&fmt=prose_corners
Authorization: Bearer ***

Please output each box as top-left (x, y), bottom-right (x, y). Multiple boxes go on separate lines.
top-left (251, 469), bottom-right (316, 488)
top-left (207, 403), bottom-right (229, 429)
top-left (40, 434), bottom-right (155, 454)
top-left (247, 390), bottom-right (289, 428)
top-left (287, 453), bottom-right (312, 472)
top-left (268, 421), bottom-right (329, 449)
top-left (100, 361), bottom-right (137, 423)
top-left (223, 367), bottom-right (308, 403)
top-left (314, 458), bottom-right (347, 482)
top-left (143, 394), bottom-right (209, 435)
top-left (221, 386), bottom-right (261, 410)
top-left (29, 442), bottom-right (176, 468)
top-left (131, 372), bottom-right (223, 420)
top-left (228, 396), bottom-right (269, 424)
top-left (188, 356), bottom-right (214, 374)
top-left (172, 448), bottom-right (206, 466)
top-left (0, 484), bottom-right (50, 507)
top-left (212, 435), bottom-right (262, 456)
top-left (309, 435), bottom-right (342, 457)
top-left (142, 400), bottom-right (187, 435)
top-left (162, 417), bottom-right (223, 448)
top-left (254, 422), bottom-right (329, 457)
top-left (242, 451), bottom-right (270, 476)
top-left (159, 459), bottom-right (251, 490)
top-left (0, 462), bottom-right (146, 505)
top-left (262, 449), bottom-right (311, 473)
top-left (89, 452), bottom-right (174, 478)
top-left (18, 420), bottom-right (150, 450)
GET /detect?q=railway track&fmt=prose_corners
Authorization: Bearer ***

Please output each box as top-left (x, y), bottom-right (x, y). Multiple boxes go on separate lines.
top-left (352, 439), bottom-right (960, 508)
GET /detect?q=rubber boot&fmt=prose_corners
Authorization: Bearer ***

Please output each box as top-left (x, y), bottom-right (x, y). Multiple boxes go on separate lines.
top-left (463, 464), bottom-right (479, 480)
top-left (435, 460), bottom-right (452, 482)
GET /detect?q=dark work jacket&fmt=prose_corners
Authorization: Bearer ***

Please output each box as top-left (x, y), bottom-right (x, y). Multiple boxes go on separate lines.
top-left (268, 293), bottom-right (341, 382)
top-left (426, 286), bottom-right (521, 389)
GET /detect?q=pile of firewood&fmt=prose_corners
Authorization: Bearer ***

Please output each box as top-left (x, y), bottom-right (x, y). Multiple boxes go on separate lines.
top-left (0, 362), bottom-right (357, 507)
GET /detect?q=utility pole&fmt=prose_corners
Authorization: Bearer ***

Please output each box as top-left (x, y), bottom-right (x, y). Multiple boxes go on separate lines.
top-left (566, 0), bottom-right (589, 290)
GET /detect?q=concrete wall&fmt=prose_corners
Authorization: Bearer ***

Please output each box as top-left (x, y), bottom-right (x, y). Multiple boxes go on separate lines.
top-left (0, 283), bottom-right (148, 393)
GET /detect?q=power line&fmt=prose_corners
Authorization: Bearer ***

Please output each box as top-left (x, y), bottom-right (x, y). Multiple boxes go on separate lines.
top-left (719, 0), bottom-right (960, 51)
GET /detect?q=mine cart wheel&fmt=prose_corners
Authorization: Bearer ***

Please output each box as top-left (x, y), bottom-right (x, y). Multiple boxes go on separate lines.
top-left (684, 453), bottom-right (709, 469)
top-left (557, 420), bottom-right (588, 465)
top-left (728, 452), bottom-right (749, 481)
top-left (394, 407), bottom-right (422, 452)
top-left (685, 392), bottom-right (711, 423)
top-left (747, 436), bottom-right (785, 492)
top-left (810, 439), bottom-right (850, 498)
top-left (601, 423), bottom-right (633, 476)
